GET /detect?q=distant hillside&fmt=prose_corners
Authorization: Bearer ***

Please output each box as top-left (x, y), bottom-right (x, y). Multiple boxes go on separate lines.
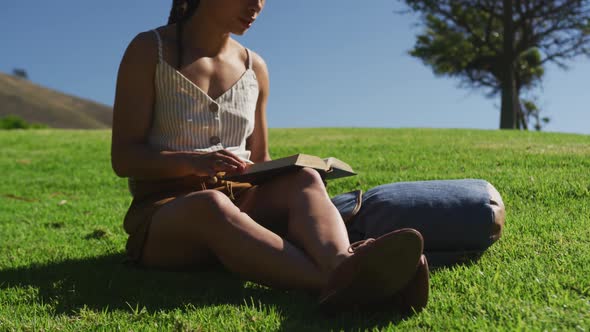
top-left (0, 72), bottom-right (112, 129)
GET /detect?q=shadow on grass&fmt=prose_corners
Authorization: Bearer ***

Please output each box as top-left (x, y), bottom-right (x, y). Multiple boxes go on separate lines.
top-left (426, 250), bottom-right (484, 271)
top-left (0, 250), bottom-right (486, 330)
top-left (0, 253), bottom-right (434, 330)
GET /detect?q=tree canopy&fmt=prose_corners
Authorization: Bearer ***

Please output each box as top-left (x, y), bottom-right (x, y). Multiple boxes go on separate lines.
top-left (401, 0), bottom-right (590, 129)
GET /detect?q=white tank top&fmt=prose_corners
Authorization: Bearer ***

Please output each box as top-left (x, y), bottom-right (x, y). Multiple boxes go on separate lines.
top-left (128, 29), bottom-right (259, 192)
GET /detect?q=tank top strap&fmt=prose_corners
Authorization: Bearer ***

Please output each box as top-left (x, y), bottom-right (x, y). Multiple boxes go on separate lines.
top-left (152, 29), bottom-right (163, 63)
top-left (245, 48), bottom-right (252, 69)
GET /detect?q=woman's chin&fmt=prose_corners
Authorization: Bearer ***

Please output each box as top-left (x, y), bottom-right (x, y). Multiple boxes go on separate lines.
top-left (231, 22), bottom-right (253, 36)
top-left (231, 28), bottom-right (249, 36)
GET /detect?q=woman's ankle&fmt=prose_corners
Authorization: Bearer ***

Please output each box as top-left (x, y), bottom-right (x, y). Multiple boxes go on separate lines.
top-left (321, 251), bottom-right (353, 275)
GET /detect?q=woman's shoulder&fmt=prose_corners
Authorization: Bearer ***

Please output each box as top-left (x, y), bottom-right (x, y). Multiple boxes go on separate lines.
top-left (130, 26), bottom-right (174, 48)
top-left (230, 41), bottom-right (269, 95)
top-left (121, 26), bottom-right (177, 68)
top-left (231, 40), bottom-right (269, 82)
top-left (123, 29), bottom-right (162, 59)
top-left (127, 25), bottom-right (177, 52)
top-left (249, 49), bottom-right (268, 75)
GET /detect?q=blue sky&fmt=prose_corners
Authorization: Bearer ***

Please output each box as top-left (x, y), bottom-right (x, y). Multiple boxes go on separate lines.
top-left (1, 1), bottom-right (589, 134)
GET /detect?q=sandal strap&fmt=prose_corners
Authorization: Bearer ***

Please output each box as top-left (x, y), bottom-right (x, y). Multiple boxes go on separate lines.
top-left (347, 238), bottom-right (375, 253)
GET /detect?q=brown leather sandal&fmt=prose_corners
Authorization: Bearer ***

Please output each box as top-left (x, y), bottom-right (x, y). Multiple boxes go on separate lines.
top-left (387, 254), bottom-right (430, 313)
top-left (318, 228), bottom-right (424, 312)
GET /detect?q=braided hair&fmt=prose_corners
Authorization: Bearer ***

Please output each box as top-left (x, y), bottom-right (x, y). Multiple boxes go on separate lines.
top-left (167, 0), bottom-right (201, 69)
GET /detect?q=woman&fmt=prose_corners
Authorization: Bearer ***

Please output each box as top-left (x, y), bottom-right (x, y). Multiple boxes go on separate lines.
top-left (111, 0), bottom-right (428, 311)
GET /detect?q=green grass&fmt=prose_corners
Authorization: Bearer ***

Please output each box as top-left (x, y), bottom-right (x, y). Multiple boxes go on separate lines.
top-left (1, 128), bottom-right (589, 331)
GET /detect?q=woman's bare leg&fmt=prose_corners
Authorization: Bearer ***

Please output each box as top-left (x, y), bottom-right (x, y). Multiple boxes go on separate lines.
top-left (236, 168), bottom-right (352, 275)
top-left (141, 189), bottom-right (327, 291)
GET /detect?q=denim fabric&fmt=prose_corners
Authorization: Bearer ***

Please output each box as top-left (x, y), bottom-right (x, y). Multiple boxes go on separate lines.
top-left (331, 179), bottom-right (502, 252)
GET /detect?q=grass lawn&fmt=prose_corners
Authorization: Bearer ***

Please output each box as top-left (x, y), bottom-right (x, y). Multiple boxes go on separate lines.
top-left (1, 128), bottom-right (589, 331)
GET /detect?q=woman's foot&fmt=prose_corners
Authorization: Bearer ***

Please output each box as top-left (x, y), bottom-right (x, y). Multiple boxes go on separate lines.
top-left (318, 228), bottom-right (424, 312)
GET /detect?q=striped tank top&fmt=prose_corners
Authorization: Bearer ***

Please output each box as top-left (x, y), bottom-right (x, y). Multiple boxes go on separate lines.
top-left (128, 29), bottom-right (259, 195)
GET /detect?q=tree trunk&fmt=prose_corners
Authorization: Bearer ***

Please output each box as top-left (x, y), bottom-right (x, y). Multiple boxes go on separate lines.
top-left (500, 0), bottom-right (518, 129)
top-left (500, 75), bottom-right (519, 129)
top-left (518, 107), bottom-right (528, 130)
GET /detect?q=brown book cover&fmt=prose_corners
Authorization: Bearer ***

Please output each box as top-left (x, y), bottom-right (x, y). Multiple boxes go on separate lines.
top-left (221, 154), bottom-right (356, 184)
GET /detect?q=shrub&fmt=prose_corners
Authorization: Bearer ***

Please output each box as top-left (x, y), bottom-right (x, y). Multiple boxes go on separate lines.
top-left (0, 115), bottom-right (48, 130)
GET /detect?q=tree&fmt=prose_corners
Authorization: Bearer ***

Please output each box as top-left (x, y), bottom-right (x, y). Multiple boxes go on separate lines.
top-left (520, 98), bottom-right (550, 131)
top-left (400, 0), bottom-right (590, 129)
top-left (12, 68), bottom-right (29, 80)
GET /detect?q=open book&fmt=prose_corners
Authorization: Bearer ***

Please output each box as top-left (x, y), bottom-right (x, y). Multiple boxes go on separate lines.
top-left (221, 154), bottom-right (356, 184)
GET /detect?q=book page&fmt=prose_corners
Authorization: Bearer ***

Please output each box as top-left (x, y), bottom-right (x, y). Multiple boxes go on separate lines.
top-left (323, 157), bottom-right (354, 173)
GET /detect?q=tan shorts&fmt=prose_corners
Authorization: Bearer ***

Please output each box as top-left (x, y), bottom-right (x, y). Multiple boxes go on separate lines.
top-left (122, 176), bottom-right (254, 264)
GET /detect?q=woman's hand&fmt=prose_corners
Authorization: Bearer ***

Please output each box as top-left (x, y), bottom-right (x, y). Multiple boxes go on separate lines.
top-left (185, 150), bottom-right (248, 177)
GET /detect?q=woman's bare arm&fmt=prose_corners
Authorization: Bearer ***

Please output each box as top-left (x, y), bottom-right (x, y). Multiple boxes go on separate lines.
top-left (246, 51), bottom-right (272, 163)
top-left (111, 32), bottom-right (245, 179)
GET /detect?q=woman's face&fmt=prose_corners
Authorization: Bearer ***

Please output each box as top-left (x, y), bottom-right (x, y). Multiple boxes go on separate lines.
top-left (202, 0), bottom-right (266, 35)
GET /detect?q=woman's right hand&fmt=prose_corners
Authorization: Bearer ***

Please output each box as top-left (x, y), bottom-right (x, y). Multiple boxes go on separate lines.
top-left (184, 150), bottom-right (248, 177)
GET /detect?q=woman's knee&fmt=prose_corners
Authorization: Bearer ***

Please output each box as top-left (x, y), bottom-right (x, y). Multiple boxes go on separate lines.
top-left (291, 167), bottom-right (326, 189)
top-left (162, 190), bottom-right (239, 229)
top-left (187, 190), bottom-right (239, 217)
